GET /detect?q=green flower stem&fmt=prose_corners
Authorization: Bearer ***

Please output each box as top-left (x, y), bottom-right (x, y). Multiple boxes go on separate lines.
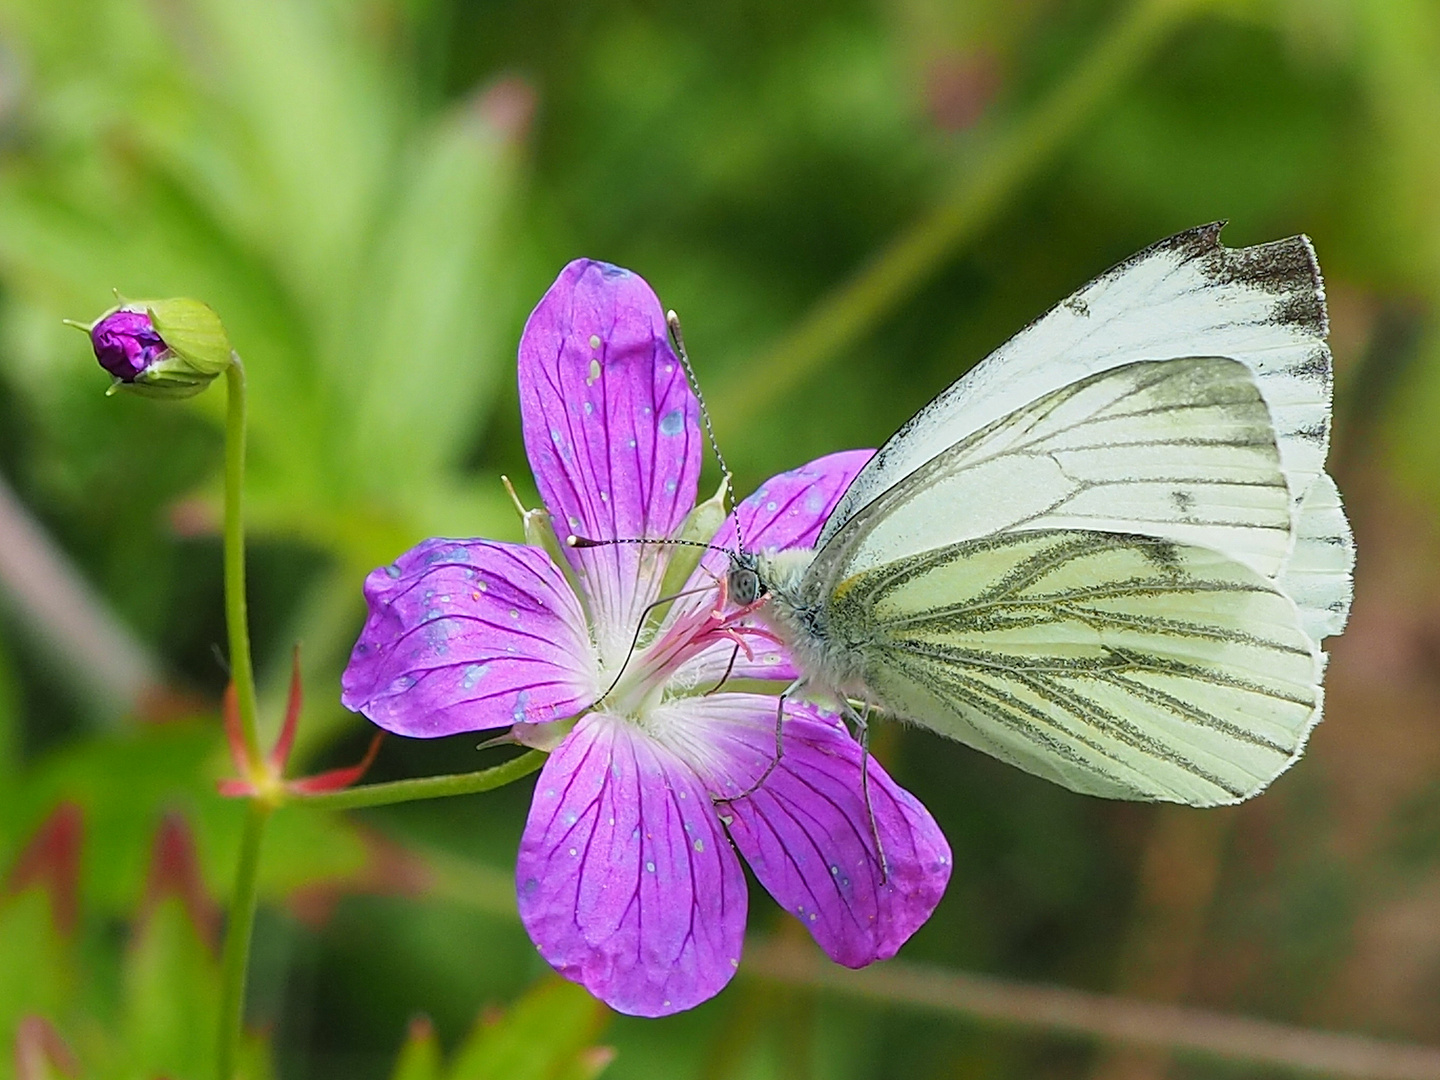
top-left (224, 358), bottom-right (261, 763)
top-left (216, 800), bottom-right (270, 1080)
top-left (710, 0), bottom-right (1205, 421)
top-left (290, 750), bottom-right (546, 811)
top-left (217, 355), bottom-right (270, 1080)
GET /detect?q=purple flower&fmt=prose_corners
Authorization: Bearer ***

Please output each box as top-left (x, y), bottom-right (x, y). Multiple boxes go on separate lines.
top-left (342, 260), bottom-right (951, 1016)
top-left (91, 309), bottom-right (168, 381)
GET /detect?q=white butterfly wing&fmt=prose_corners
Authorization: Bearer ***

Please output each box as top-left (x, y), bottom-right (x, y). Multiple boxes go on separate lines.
top-left (1277, 473), bottom-right (1354, 641)
top-left (828, 530), bottom-right (1321, 805)
top-left (816, 355), bottom-right (1294, 583)
top-left (819, 224), bottom-right (1347, 638)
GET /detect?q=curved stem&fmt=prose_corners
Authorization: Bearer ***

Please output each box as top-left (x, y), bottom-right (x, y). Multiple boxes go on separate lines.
top-left (224, 358), bottom-right (260, 763)
top-left (216, 801), bottom-right (269, 1080)
top-left (710, 0), bottom-right (1204, 421)
top-left (290, 750), bottom-right (545, 811)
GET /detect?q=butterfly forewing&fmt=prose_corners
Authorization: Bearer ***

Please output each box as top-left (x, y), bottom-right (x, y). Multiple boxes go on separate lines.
top-left (820, 226), bottom-right (1343, 613)
top-left (827, 531), bottom-right (1320, 806)
top-left (813, 356), bottom-right (1294, 584)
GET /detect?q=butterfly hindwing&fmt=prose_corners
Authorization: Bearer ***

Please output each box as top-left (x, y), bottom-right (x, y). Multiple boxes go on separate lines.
top-left (1276, 473), bottom-right (1355, 642)
top-left (827, 530), bottom-right (1321, 806)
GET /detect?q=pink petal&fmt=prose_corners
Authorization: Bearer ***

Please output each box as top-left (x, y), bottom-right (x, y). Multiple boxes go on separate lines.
top-left (709, 449), bottom-right (875, 561)
top-left (516, 712), bottom-right (747, 1016)
top-left (518, 260), bottom-right (701, 668)
top-left (677, 449), bottom-right (875, 686)
top-left (664, 693), bottom-right (951, 968)
top-left (341, 539), bottom-right (597, 737)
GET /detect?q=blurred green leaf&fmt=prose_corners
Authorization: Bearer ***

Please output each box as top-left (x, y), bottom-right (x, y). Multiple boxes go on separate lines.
top-left (346, 90), bottom-right (524, 489)
top-left (446, 978), bottom-right (611, 1080)
top-left (0, 890), bottom-right (72, 1054)
top-left (175, 0), bottom-right (401, 314)
top-left (389, 1016), bottom-right (443, 1080)
top-left (119, 897), bottom-right (220, 1079)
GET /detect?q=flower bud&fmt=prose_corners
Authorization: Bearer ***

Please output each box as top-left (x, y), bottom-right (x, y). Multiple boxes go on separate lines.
top-left (74, 297), bottom-right (233, 399)
top-left (91, 309), bottom-right (167, 381)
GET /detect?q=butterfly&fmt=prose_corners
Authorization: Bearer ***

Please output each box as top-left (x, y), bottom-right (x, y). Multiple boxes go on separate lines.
top-left (727, 222), bottom-right (1353, 807)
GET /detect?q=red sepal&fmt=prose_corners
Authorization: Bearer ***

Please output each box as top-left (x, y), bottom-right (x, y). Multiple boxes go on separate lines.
top-left (217, 647), bottom-right (385, 801)
top-left (287, 733), bottom-right (384, 794)
top-left (268, 645), bottom-right (303, 774)
top-left (222, 681), bottom-right (248, 775)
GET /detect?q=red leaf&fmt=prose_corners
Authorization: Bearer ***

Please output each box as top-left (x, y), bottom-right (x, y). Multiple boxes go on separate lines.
top-left (13, 1016), bottom-right (78, 1079)
top-left (139, 812), bottom-right (221, 951)
top-left (4, 802), bottom-right (83, 937)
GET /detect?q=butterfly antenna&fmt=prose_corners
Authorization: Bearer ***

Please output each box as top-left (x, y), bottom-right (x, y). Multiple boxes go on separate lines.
top-left (566, 534), bottom-right (734, 557)
top-left (667, 309), bottom-right (746, 554)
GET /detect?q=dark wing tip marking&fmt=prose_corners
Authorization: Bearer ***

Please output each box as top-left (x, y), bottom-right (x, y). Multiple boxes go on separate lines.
top-left (1271, 292), bottom-right (1328, 338)
top-left (1069, 223), bottom-right (1326, 340)
top-left (1084, 222), bottom-right (1227, 294)
top-left (1193, 230), bottom-right (1327, 339)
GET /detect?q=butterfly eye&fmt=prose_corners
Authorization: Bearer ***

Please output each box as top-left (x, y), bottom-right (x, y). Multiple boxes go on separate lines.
top-left (729, 566), bottom-right (762, 605)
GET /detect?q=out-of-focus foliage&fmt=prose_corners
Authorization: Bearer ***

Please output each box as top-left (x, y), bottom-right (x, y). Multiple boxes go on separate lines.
top-left (0, 806), bottom-right (610, 1080)
top-left (3, 0), bottom-right (1440, 1077)
top-left (0, 805), bottom-right (275, 1079)
top-left (0, 0), bottom-right (525, 562)
top-left (387, 978), bottom-right (612, 1080)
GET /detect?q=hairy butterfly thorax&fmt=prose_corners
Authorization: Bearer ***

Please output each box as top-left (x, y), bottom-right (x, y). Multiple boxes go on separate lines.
top-left (746, 548), bottom-right (872, 703)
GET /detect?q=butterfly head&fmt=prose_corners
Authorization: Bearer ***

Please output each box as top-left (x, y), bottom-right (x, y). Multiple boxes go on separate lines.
top-left (727, 551), bottom-right (766, 606)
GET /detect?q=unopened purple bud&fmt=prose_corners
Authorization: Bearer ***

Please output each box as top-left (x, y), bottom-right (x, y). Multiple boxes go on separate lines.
top-left (72, 297), bottom-right (231, 399)
top-left (90, 309), bottom-right (169, 382)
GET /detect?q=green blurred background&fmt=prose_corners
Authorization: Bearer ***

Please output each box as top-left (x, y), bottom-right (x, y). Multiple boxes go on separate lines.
top-left (3, 0), bottom-right (1440, 1076)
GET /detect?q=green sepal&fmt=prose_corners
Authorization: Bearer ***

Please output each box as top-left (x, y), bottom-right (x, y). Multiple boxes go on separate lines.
top-left (659, 473), bottom-right (731, 599)
top-left (512, 715), bottom-right (576, 751)
top-left (144, 297), bottom-right (233, 375)
top-left (503, 476), bottom-right (589, 616)
top-left (108, 356), bottom-right (219, 399)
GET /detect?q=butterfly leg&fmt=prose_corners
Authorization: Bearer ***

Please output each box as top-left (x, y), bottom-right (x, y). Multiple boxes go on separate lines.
top-left (702, 641), bottom-right (742, 695)
top-left (714, 679), bottom-right (798, 802)
top-left (845, 700), bottom-right (889, 885)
